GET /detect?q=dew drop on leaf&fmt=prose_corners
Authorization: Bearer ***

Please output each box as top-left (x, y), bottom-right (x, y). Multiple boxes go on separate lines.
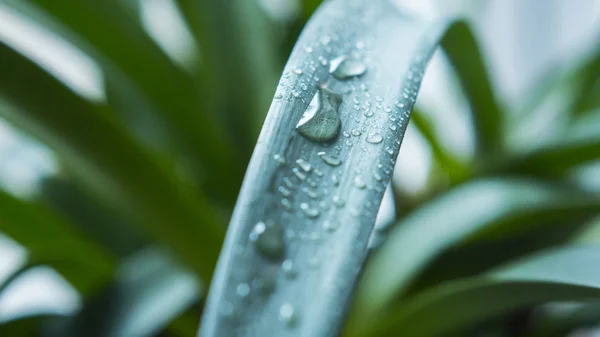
top-left (279, 303), bottom-right (297, 327)
top-left (281, 259), bottom-right (297, 279)
top-left (296, 86), bottom-right (342, 142)
top-left (318, 152), bottom-right (342, 166)
top-left (250, 221), bottom-right (284, 260)
top-left (329, 56), bottom-right (368, 80)
top-left (366, 133), bottom-right (383, 144)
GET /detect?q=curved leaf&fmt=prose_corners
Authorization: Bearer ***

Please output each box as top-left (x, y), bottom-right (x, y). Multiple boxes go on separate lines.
top-left (0, 190), bottom-right (113, 293)
top-left (442, 21), bottom-right (504, 155)
top-left (361, 246), bottom-right (600, 337)
top-left (5, 0), bottom-right (242, 201)
top-left (351, 178), bottom-right (600, 326)
top-left (199, 0), bottom-right (452, 335)
top-left (0, 42), bottom-right (224, 280)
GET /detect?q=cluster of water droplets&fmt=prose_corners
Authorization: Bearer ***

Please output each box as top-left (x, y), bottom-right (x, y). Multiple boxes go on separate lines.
top-left (224, 22), bottom-right (429, 330)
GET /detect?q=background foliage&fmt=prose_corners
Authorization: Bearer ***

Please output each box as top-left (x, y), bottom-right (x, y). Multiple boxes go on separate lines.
top-left (0, 0), bottom-right (600, 336)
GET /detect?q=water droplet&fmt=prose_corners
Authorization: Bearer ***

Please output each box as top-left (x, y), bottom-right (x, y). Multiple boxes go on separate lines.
top-left (354, 176), bottom-right (366, 189)
top-left (273, 154), bottom-right (286, 165)
top-left (292, 90), bottom-right (300, 98)
top-left (389, 124), bottom-right (397, 131)
top-left (293, 167), bottom-right (307, 181)
top-left (364, 109), bottom-right (374, 117)
top-left (281, 259), bottom-right (297, 279)
top-left (236, 283), bottom-right (250, 298)
top-left (305, 46), bottom-right (313, 53)
top-left (294, 68), bottom-right (303, 75)
top-left (300, 202), bottom-right (320, 218)
top-left (296, 159), bottom-right (312, 172)
top-left (250, 222), bottom-right (284, 260)
top-left (356, 40), bottom-right (365, 49)
top-left (332, 174), bottom-right (340, 186)
top-left (329, 56), bottom-right (367, 80)
top-left (281, 198), bottom-right (292, 210)
top-left (320, 35), bottom-right (331, 45)
top-left (296, 87), bottom-right (342, 142)
top-left (373, 172), bottom-right (383, 181)
top-left (332, 195), bottom-right (345, 207)
top-left (384, 106), bottom-right (392, 113)
top-left (323, 220), bottom-right (338, 232)
top-left (366, 133), bottom-right (383, 144)
top-left (278, 186), bottom-right (291, 197)
top-left (318, 153), bottom-right (342, 166)
top-left (283, 177), bottom-right (294, 189)
top-left (342, 130), bottom-right (351, 138)
top-left (279, 303), bottom-right (297, 327)
top-left (303, 187), bottom-right (319, 199)
top-left (301, 83), bottom-right (308, 91)
top-left (351, 129), bottom-right (362, 137)
top-left (318, 56), bottom-right (328, 66)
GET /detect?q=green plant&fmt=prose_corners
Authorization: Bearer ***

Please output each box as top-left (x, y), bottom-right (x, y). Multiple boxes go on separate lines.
top-left (0, 0), bottom-right (599, 336)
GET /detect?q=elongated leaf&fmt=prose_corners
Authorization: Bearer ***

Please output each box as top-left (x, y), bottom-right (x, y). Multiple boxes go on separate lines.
top-left (568, 46), bottom-right (600, 117)
top-left (57, 248), bottom-right (200, 337)
top-left (199, 0), bottom-right (452, 335)
top-left (0, 191), bottom-right (113, 293)
top-left (502, 134), bottom-right (600, 177)
top-left (4, 0), bottom-right (242, 201)
top-left (0, 43), bottom-right (224, 280)
top-left (350, 178), bottom-right (600, 328)
top-left (360, 246), bottom-right (600, 337)
top-left (442, 21), bottom-right (504, 155)
top-left (410, 109), bottom-right (468, 182)
top-left (175, 0), bottom-right (279, 150)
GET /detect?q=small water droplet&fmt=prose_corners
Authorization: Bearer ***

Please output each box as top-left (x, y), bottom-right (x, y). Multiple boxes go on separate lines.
top-left (293, 167), bottom-right (307, 181)
top-left (374, 172), bottom-right (383, 181)
top-left (294, 68), bottom-right (303, 75)
top-left (281, 198), bottom-right (292, 210)
top-left (354, 176), bottom-right (366, 189)
top-left (356, 40), bottom-right (365, 49)
top-left (332, 195), bottom-right (345, 207)
top-left (283, 177), bottom-right (295, 189)
top-left (364, 109), bottom-right (374, 117)
top-left (273, 154), bottom-right (286, 165)
top-left (389, 124), bottom-right (397, 131)
top-left (332, 174), bottom-right (340, 186)
top-left (342, 130), bottom-right (351, 138)
top-left (300, 202), bottom-right (320, 218)
top-left (250, 222), bottom-right (284, 260)
top-left (281, 260), bottom-right (297, 279)
top-left (220, 301), bottom-right (235, 317)
top-left (305, 46), bottom-right (313, 53)
top-left (329, 56), bottom-right (367, 80)
top-left (279, 303), bottom-right (297, 327)
top-left (384, 106), bottom-right (392, 113)
top-left (278, 186), bottom-right (291, 197)
top-left (292, 90), bottom-right (300, 98)
top-left (300, 83), bottom-right (308, 91)
top-left (303, 187), bottom-right (319, 199)
top-left (236, 283), bottom-right (250, 298)
top-left (318, 153), bottom-right (342, 166)
top-left (366, 133), bottom-right (383, 144)
top-left (296, 87), bottom-right (342, 142)
top-left (296, 159), bottom-right (312, 172)
top-left (351, 129), bottom-right (362, 137)
top-left (323, 220), bottom-right (338, 232)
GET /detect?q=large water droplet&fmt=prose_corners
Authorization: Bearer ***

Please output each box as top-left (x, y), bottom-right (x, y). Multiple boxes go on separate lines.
top-left (366, 133), bottom-right (383, 144)
top-left (318, 152), bottom-right (342, 166)
top-left (296, 87), bottom-right (342, 142)
top-left (279, 303), bottom-right (297, 327)
top-left (250, 221), bottom-right (284, 260)
top-left (329, 56), bottom-right (367, 80)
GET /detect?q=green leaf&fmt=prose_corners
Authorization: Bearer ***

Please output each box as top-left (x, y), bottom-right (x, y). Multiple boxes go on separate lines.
top-left (351, 178), bottom-right (600, 327)
top-left (0, 42), bottom-right (224, 280)
top-left (174, 0), bottom-right (279, 150)
top-left (410, 108), bottom-right (468, 182)
top-left (360, 246), bottom-right (600, 337)
top-left (568, 46), bottom-right (600, 117)
top-left (199, 0), bottom-right (453, 335)
top-left (57, 248), bottom-right (200, 337)
top-left (442, 21), bottom-right (504, 155)
top-left (0, 191), bottom-right (113, 293)
top-left (5, 0), bottom-right (242, 202)
top-left (501, 134), bottom-right (600, 177)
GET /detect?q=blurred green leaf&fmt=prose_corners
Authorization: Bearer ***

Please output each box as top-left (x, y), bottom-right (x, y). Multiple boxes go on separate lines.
top-left (175, 0), bottom-right (279, 151)
top-left (411, 109), bottom-right (468, 182)
top-left (529, 302), bottom-right (600, 337)
top-left (57, 247), bottom-right (200, 337)
top-left (360, 246), bottom-right (600, 337)
top-left (40, 176), bottom-right (147, 258)
top-left (0, 42), bottom-right (224, 280)
top-left (568, 46), bottom-right (600, 117)
top-left (0, 191), bottom-right (113, 293)
top-left (351, 179), bottom-right (600, 328)
top-left (502, 134), bottom-right (600, 177)
top-left (442, 21), bottom-right (504, 155)
top-left (5, 0), bottom-right (242, 202)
